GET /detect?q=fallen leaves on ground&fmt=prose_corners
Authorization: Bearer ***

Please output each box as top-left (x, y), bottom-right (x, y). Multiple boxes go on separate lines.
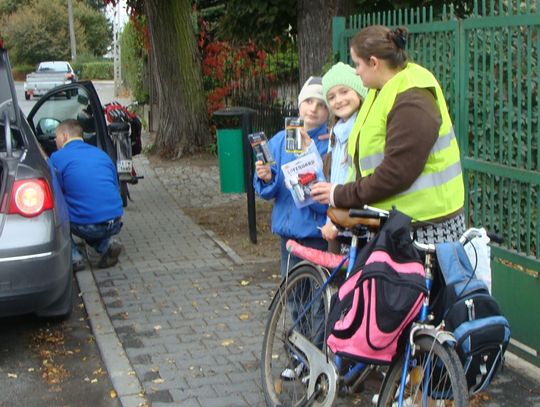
top-left (30, 328), bottom-right (70, 385)
top-left (470, 392), bottom-right (491, 406)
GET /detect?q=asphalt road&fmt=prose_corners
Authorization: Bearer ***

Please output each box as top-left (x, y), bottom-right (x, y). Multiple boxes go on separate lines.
top-left (0, 279), bottom-right (122, 407)
top-left (0, 81), bottom-right (125, 407)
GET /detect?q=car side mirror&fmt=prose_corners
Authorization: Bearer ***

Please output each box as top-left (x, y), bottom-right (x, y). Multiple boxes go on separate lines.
top-left (37, 118), bottom-right (60, 139)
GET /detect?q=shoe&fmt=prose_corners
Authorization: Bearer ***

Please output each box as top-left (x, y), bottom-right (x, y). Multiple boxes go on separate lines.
top-left (281, 361), bottom-right (305, 380)
top-left (72, 260), bottom-right (85, 272)
top-left (108, 241), bottom-right (123, 258)
top-left (98, 242), bottom-right (123, 269)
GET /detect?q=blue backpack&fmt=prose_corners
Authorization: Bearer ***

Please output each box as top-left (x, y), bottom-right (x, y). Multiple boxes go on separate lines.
top-left (433, 242), bottom-right (511, 394)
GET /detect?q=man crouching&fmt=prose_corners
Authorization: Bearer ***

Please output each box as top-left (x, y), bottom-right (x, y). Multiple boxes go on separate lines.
top-left (51, 119), bottom-right (123, 271)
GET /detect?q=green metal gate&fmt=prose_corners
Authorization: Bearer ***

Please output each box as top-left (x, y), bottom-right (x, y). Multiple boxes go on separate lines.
top-left (333, 0), bottom-right (540, 365)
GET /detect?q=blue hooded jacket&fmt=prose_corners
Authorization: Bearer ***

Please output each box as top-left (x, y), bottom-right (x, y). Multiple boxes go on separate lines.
top-left (254, 123), bottom-right (329, 239)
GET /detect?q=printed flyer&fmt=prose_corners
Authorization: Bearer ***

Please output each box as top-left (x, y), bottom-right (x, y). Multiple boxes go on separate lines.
top-left (281, 152), bottom-right (325, 208)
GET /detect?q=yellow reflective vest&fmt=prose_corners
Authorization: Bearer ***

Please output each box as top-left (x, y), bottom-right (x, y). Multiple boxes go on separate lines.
top-left (346, 63), bottom-right (464, 221)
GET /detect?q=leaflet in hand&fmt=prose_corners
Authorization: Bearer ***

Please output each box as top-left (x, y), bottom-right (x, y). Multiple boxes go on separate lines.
top-left (281, 152), bottom-right (325, 208)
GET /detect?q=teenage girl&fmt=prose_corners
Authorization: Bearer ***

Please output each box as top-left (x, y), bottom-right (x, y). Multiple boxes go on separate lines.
top-left (318, 62), bottom-right (367, 252)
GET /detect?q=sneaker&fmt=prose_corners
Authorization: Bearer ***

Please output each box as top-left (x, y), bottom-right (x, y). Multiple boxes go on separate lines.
top-left (97, 242), bottom-right (123, 269)
top-left (72, 260), bottom-right (85, 272)
top-left (281, 361), bottom-right (305, 380)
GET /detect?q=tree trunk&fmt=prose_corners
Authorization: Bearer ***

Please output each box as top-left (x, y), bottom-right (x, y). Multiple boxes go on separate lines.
top-left (336, 0), bottom-right (356, 17)
top-left (144, 0), bottom-right (210, 159)
top-left (297, 0), bottom-right (339, 84)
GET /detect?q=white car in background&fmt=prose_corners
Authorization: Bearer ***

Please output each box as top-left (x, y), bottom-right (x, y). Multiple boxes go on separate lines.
top-left (24, 61), bottom-right (78, 100)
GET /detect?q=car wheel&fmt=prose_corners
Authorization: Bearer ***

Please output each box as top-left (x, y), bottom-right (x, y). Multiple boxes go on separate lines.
top-left (25, 91), bottom-right (30, 100)
top-left (36, 274), bottom-right (74, 320)
top-left (66, 91), bottom-right (71, 100)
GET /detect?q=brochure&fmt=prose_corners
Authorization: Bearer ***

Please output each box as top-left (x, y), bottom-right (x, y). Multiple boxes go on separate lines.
top-left (281, 152), bottom-right (325, 208)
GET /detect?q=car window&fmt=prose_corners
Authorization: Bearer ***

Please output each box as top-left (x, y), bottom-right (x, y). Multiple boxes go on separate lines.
top-left (38, 62), bottom-right (69, 73)
top-left (31, 87), bottom-right (98, 156)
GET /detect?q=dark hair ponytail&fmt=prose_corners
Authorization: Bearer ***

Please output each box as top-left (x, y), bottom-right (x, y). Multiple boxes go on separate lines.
top-left (351, 25), bottom-right (409, 70)
top-left (389, 27), bottom-right (408, 50)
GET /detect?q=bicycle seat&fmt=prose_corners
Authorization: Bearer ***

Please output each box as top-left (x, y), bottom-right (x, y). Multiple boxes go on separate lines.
top-left (328, 207), bottom-right (381, 230)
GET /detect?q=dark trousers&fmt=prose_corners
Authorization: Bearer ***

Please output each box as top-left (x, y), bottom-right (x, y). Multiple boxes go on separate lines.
top-left (70, 218), bottom-right (122, 262)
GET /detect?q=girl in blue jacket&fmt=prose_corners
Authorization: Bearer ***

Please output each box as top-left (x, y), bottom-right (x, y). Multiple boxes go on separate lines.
top-left (254, 76), bottom-right (330, 278)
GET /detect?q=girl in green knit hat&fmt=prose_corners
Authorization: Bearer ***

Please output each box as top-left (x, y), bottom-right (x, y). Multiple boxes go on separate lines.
top-left (319, 62), bottom-right (367, 253)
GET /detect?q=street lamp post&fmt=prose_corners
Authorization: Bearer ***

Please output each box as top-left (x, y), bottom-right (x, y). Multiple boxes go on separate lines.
top-left (113, 1), bottom-right (122, 97)
top-left (67, 0), bottom-right (77, 60)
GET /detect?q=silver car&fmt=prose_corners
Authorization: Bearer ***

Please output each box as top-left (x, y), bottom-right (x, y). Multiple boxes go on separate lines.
top-left (0, 47), bottom-right (73, 318)
top-left (24, 61), bottom-right (78, 100)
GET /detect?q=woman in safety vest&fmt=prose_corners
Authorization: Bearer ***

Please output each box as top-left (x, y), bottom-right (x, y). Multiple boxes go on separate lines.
top-left (311, 25), bottom-right (465, 243)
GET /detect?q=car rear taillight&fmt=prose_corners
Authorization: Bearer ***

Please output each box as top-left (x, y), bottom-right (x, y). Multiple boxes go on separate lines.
top-left (8, 179), bottom-right (54, 217)
top-left (65, 73), bottom-right (74, 80)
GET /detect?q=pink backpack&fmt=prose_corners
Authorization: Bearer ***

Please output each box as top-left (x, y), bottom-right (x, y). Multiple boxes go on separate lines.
top-left (326, 210), bottom-right (427, 364)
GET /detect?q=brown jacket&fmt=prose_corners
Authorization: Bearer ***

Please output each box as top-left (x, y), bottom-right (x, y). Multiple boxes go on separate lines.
top-left (333, 87), bottom-right (442, 210)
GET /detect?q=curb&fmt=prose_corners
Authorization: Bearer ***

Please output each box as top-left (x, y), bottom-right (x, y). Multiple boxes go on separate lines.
top-left (202, 228), bottom-right (244, 265)
top-left (75, 270), bottom-right (147, 407)
top-left (505, 351), bottom-right (540, 384)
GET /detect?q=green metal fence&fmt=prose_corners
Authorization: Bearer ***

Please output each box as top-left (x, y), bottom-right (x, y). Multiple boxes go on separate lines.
top-left (333, 0), bottom-right (540, 365)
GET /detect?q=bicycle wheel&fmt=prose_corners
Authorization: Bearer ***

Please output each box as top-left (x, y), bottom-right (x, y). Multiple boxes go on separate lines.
top-left (260, 264), bottom-right (333, 406)
top-left (377, 336), bottom-right (468, 407)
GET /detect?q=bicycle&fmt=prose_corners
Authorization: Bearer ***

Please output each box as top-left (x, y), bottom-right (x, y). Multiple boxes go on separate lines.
top-left (105, 101), bottom-right (144, 207)
top-left (260, 205), bottom-right (471, 406)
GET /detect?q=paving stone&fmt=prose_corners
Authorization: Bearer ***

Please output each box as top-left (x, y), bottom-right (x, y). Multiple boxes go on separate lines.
top-left (146, 389), bottom-right (174, 403)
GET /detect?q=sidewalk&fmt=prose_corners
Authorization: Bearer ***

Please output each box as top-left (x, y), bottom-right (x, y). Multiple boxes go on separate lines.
top-left (79, 154), bottom-right (540, 407)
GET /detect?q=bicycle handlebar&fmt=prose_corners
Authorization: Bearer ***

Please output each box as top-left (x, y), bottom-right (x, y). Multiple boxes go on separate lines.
top-left (349, 205), bottom-right (389, 220)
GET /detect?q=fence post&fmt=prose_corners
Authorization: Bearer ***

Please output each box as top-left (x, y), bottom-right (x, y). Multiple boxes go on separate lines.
top-left (332, 16), bottom-right (346, 62)
top-left (455, 19), bottom-right (470, 223)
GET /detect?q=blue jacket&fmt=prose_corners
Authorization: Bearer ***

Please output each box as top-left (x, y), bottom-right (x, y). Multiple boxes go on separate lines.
top-left (50, 140), bottom-right (123, 224)
top-left (254, 123), bottom-right (329, 239)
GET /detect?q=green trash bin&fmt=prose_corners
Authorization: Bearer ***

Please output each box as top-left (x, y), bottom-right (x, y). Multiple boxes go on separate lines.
top-left (213, 107), bottom-right (256, 194)
top-left (213, 107), bottom-right (258, 243)
top-left (216, 127), bottom-right (245, 193)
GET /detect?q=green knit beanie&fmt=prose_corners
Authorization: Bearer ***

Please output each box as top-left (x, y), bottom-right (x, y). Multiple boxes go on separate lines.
top-left (322, 62), bottom-right (368, 102)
